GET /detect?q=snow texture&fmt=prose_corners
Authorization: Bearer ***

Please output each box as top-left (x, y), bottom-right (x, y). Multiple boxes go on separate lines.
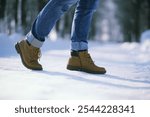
top-left (0, 33), bottom-right (150, 100)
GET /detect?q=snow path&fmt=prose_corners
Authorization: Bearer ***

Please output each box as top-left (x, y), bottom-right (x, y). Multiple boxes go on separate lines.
top-left (0, 39), bottom-right (150, 100)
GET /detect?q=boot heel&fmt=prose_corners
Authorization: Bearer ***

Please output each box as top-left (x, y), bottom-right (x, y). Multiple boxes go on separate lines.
top-left (67, 65), bottom-right (81, 71)
top-left (15, 43), bottom-right (20, 54)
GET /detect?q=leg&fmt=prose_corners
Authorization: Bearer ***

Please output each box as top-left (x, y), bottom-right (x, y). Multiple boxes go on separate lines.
top-left (27, 0), bottom-right (78, 48)
top-left (67, 0), bottom-right (106, 74)
top-left (15, 0), bottom-right (78, 70)
top-left (71, 0), bottom-right (99, 51)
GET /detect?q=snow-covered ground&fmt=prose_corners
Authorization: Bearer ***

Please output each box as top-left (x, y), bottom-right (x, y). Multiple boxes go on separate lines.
top-left (0, 33), bottom-right (150, 100)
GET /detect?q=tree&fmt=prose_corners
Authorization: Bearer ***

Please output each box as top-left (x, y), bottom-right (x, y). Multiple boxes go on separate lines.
top-left (115, 0), bottom-right (150, 42)
top-left (0, 0), bottom-right (6, 19)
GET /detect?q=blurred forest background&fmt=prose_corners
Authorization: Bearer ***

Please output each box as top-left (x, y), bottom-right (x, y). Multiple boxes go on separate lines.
top-left (0, 0), bottom-right (150, 42)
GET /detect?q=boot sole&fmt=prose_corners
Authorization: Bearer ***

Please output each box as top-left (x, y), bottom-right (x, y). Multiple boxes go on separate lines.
top-left (15, 43), bottom-right (43, 70)
top-left (67, 65), bottom-right (106, 74)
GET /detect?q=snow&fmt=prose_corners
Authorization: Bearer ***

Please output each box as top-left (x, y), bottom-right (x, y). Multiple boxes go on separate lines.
top-left (140, 30), bottom-right (150, 42)
top-left (0, 33), bottom-right (150, 100)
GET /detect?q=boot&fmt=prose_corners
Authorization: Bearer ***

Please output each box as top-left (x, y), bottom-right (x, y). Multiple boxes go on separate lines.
top-left (67, 51), bottom-right (106, 74)
top-left (15, 40), bottom-right (43, 70)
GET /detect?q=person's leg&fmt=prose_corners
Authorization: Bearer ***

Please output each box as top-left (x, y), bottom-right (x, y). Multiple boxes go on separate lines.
top-left (27, 0), bottom-right (78, 48)
top-left (67, 0), bottom-right (106, 74)
top-left (15, 0), bottom-right (78, 70)
top-left (71, 0), bottom-right (99, 51)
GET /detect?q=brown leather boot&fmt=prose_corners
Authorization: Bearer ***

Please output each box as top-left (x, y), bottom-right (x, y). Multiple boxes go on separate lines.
top-left (15, 40), bottom-right (43, 70)
top-left (67, 51), bottom-right (106, 74)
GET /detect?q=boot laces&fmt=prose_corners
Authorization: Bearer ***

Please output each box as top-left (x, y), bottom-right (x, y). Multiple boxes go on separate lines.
top-left (85, 53), bottom-right (94, 64)
top-left (30, 48), bottom-right (41, 62)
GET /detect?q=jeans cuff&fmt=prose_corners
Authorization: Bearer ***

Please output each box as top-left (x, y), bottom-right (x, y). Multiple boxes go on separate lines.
top-left (26, 32), bottom-right (43, 48)
top-left (71, 42), bottom-right (88, 51)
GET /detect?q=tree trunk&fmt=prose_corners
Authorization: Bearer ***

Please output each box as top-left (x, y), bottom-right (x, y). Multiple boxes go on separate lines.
top-left (133, 0), bottom-right (141, 42)
top-left (21, 0), bottom-right (26, 32)
top-left (0, 0), bottom-right (6, 19)
top-left (16, 0), bottom-right (22, 33)
top-left (148, 0), bottom-right (150, 28)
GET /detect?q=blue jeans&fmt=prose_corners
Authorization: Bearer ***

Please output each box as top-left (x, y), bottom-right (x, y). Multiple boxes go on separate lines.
top-left (27, 0), bottom-right (99, 51)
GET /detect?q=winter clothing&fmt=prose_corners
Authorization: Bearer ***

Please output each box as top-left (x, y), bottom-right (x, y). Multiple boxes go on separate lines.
top-left (67, 51), bottom-right (106, 74)
top-left (15, 40), bottom-right (42, 70)
top-left (15, 0), bottom-right (107, 74)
